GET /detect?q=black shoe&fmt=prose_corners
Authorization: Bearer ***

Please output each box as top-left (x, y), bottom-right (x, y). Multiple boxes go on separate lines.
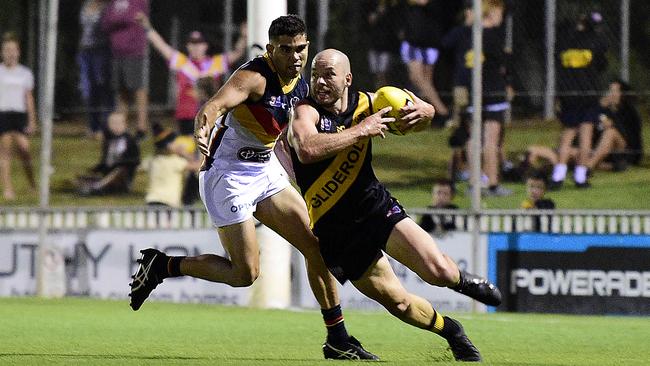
top-left (129, 248), bottom-right (167, 311)
top-left (575, 181), bottom-right (591, 189)
top-left (323, 336), bottom-right (379, 360)
top-left (452, 271), bottom-right (502, 306)
top-left (442, 317), bottom-right (482, 362)
top-left (547, 179), bottom-right (563, 191)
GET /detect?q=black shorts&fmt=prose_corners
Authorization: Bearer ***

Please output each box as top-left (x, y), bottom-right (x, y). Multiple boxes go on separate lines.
top-left (0, 112), bottom-right (28, 135)
top-left (559, 102), bottom-right (599, 128)
top-left (316, 197), bottom-right (409, 284)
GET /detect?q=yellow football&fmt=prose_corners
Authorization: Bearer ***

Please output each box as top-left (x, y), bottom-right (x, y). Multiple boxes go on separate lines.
top-left (372, 86), bottom-right (414, 136)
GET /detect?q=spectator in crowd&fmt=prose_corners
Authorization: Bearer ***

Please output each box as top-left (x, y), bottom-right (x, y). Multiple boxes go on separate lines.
top-left (136, 12), bottom-right (247, 136)
top-left (142, 123), bottom-right (200, 208)
top-left (78, 0), bottom-right (113, 140)
top-left (520, 80), bottom-right (643, 184)
top-left (364, 0), bottom-right (400, 89)
top-left (521, 170), bottom-right (555, 232)
top-left (101, 0), bottom-right (149, 139)
top-left (445, 0), bottom-right (511, 196)
top-left (586, 79), bottom-right (643, 172)
top-left (550, 11), bottom-right (608, 190)
top-left (74, 112), bottom-right (140, 196)
top-left (177, 76), bottom-right (220, 206)
top-left (0, 32), bottom-right (37, 201)
top-left (441, 3), bottom-right (474, 129)
top-left (400, 0), bottom-right (448, 118)
top-left (521, 171), bottom-right (555, 210)
top-left (418, 179), bottom-right (459, 233)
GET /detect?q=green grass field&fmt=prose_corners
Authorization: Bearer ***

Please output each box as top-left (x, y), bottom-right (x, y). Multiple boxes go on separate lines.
top-left (2, 117), bottom-right (649, 209)
top-left (1, 297), bottom-right (648, 365)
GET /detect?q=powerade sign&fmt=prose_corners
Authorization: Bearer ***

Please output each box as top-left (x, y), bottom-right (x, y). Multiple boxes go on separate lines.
top-left (489, 234), bottom-right (650, 315)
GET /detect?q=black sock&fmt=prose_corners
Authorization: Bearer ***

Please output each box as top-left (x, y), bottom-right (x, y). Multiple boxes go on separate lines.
top-left (167, 256), bottom-right (185, 278)
top-left (488, 185), bottom-right (498, 191)
top-left (321, 304), bottom-right (349, 344)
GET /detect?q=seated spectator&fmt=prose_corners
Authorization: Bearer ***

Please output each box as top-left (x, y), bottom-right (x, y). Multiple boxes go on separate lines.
top-left (584, 80), bottom-right (643, 175)
top-left (521, 171), bottom-right (555, 210)
top-left (142, 123), bottom-right (200, 208)
top-left (418, 179), bottom-right (459, 233)
top-left (521, 171), bottom-right (555, 232)
top-left (75, 112), bottom-right (140, 195)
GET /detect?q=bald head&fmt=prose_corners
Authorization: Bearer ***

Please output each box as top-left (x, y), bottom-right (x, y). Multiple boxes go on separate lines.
top-left (309, 49), bottom-right (353, 110)
top-left (312, 48), bottom-right (350, 74)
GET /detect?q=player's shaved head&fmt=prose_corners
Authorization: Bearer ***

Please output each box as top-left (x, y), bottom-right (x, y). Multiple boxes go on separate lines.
top-left (312, 48), bottom-right (350, 74)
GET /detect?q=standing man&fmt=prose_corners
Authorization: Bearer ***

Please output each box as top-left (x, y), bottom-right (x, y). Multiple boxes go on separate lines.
top-left (287, 48), bottom-right (502, 362)
top-left (101, 0), bottom-right (149, 139)
top-left (550, 12), bottom-right (607, 189)
top-left (129, 15), bottom-right (377, 360)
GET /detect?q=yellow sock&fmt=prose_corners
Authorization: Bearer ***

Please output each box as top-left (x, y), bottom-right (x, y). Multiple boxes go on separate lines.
top-left (429, 310), bottom-right (445, 333)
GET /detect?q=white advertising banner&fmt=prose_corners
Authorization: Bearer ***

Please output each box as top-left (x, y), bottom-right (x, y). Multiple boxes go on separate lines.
top-left (0, 232), bottom-right (78, 296)
top-left (0, 229), bottom-right (286, 307)
top-left (1, 228), bottom-right (486, 312)
top-left (292, 232), bottom-right (488, 313)
top-left (82, 230), bottom-right (252, 305)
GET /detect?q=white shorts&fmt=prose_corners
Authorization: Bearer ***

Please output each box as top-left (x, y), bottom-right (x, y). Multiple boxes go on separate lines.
top-left (199, 156), bottom-right (290, 227)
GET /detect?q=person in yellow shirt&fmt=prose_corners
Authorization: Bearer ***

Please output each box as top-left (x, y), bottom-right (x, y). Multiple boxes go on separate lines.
top-left (143, 123), bottom-right (200, 208)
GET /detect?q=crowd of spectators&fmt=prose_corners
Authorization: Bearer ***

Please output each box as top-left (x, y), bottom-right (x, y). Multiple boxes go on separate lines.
top-left (0, 1), bottom-right (645, 211)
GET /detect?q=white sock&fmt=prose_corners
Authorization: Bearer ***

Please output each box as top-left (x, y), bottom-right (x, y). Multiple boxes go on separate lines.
top-left (552, 164), bottom-right (567, 182)
top-left (574, 165), bottom-right (588, 183)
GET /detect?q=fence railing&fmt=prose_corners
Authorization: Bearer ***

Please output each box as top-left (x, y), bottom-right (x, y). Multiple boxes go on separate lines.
top-left (2, 207), bottom-right (650, 234)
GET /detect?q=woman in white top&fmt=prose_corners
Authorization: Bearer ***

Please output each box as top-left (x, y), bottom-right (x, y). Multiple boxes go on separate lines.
top-left (0, 32), bottom-right (37, 201)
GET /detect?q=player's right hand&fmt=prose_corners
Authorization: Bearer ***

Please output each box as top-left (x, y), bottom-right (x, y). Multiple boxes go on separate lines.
top-left (360, 106), bottom-right (393, 139)
top-left (194, 112), bottom-right (213, 156)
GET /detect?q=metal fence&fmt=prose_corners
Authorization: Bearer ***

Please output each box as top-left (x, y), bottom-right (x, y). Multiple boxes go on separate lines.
top-left (6, 0), bottom-right (648, 119)
top-left (2, 207), bottom-right (650, 235)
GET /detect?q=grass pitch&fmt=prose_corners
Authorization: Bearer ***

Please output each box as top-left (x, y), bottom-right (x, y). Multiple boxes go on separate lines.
top-left (2, 117), bottom-right (649, 209)
top-left (1, 297), bottom-right (648, 365)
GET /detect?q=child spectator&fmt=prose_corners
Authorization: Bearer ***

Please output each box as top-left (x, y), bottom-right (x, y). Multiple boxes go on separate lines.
top-left (521, 171), bottom-right (555, 232)
top-left (142, 123), bottom-right (200, 208)
top-left (418, 179), bottom-right (459, 233)
top-left (521, 171), bottom-right (555, 210)
top-left (75, 112), bottom-right (140, 195)
top-left (0, 32), bottom-right (37, 201)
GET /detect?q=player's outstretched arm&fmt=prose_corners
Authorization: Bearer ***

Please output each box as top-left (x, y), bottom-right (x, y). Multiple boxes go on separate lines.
top-left (400, 89), bottom-right (435, 133)
top-left (289, 102), bottom-right (393, 164)
top-left (194, 69), bottom-right (265, 156)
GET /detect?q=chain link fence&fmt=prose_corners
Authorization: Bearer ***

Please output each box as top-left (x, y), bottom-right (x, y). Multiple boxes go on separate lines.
top-left (4, 0), bottom-right (648, 120)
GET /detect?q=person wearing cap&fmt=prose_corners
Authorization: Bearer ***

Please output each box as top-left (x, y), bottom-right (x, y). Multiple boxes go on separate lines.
top-left (136, 12), bottom-right (247, 136)
top-left (142, 123), bottom-right (200, 208)
top-left (550, 11), bottom-right (608, 190)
